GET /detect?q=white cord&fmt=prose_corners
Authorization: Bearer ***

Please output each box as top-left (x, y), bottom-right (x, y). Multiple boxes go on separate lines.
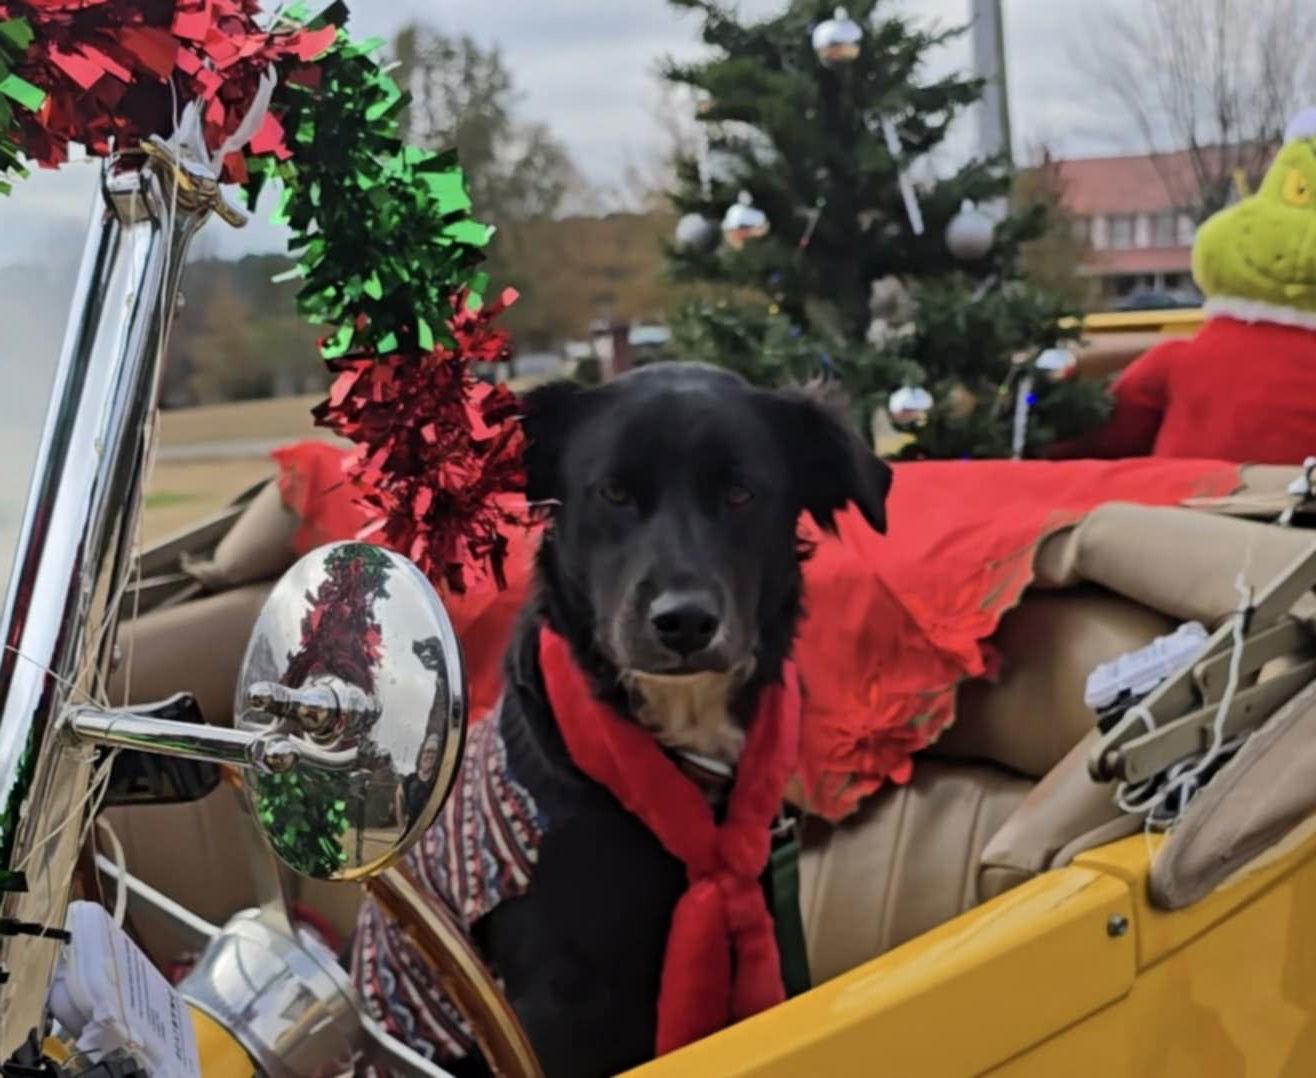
top-left (1116, 564), bottom-right (1254, 824)
top-left (96, 817), bottom-right (128, 927)
top-left (14, 745), bottom-right (119, 879)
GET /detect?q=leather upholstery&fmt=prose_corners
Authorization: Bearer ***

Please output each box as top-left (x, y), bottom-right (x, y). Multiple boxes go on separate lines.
top-left (107, 583), bottom-right (272, 727)
top-left (1034, 502), bottom-right (1314, 628)
top-left (798, 759), bottom-right (1030, 985)
top-left (183, 479), bottom-right (298, 591)
top-left (938, 587), bottom-right (1177, 778)
top-left (978, 730), bottom-right (1137, 900)
top-left (1151, 679), bottom-right (1316, 910)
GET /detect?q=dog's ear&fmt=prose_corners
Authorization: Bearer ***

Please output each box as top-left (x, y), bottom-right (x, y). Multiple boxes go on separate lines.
top-left (766, 387), bottom-right (892, 535)
top-left (521, 380), bottom-right (589, 504)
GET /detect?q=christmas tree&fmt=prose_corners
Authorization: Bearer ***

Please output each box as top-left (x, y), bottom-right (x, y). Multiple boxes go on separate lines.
top-left (662, 0), bottom-right (1109, 459)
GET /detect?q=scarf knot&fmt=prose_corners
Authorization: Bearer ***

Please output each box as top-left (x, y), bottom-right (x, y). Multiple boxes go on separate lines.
top-left (538, 627), bottom-right (802, 1056)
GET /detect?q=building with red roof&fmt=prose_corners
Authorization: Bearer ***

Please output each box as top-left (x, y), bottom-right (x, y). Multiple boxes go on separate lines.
top-left (1053, 146), bottom-right (1269, 307)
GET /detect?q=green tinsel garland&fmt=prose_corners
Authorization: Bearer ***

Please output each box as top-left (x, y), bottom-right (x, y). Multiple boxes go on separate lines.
top-left (235, 12), bottom-right (510, 872)
top-left (243, 3), bottom-right (495, 360)
top-left (253, 769), bottom-right (352, 878)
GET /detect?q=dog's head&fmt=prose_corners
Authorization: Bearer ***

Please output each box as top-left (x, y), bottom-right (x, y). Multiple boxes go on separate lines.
top-left (522, 363), bottom-right (890, 689)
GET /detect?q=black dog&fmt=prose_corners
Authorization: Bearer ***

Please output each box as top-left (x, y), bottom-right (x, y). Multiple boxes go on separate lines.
top-left (355, 363), bottom-right (890, 1077)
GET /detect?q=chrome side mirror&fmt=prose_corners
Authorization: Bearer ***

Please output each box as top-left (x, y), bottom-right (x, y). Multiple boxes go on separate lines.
top-left (174, 544), bottom-right (470, 1078)
top-left (69, 543), bottom-right (471, 1076)
top-left (71, 542), bottom-right (465, 881)
top-left (234, 541), bottom-right (466, 881)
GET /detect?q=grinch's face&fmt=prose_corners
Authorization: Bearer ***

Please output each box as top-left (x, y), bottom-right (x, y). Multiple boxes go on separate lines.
top-left (1192, 138), bottom-right (1316, 314)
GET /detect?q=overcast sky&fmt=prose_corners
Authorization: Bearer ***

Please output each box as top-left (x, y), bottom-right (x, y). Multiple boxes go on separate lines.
top-left (0, 0), bottom-right (1124, 268)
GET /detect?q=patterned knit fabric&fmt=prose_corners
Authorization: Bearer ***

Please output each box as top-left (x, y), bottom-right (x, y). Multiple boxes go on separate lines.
top-left (352, 709), bottom-right (546, 1064)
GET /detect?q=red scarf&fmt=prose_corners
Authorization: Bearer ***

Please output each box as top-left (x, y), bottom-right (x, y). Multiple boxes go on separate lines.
top-left (537, 627), bottom-right (802, 1055)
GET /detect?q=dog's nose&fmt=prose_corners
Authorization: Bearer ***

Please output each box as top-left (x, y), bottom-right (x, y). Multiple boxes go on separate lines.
top-left (649, 591), bottom-right (720, 657)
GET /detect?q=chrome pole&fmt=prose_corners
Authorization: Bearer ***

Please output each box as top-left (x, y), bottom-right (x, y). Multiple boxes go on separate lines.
top-left (0, 132), bottom-right (224, 1052)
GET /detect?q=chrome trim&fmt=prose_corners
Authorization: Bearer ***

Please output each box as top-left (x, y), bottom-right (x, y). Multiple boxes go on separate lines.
top-left (69, 707), bottom-right (302, 774)
top-left (0, 133), bottom-right (220, 1050)
top-left (180, 909), bottom-right (457, 1078)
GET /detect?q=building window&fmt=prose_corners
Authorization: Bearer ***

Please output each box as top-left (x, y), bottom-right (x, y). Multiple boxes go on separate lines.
top-left (1107, 214), bottom-right (1136, 249)
top-left (1150, 212), bottom-right (1178, 247)
top-left (1089, 215), bottom-right (1107, 250)
top-left (1177, 213), bottom-right (1196, 246)
top-left (1070, 216), bottom-right (1091, 244)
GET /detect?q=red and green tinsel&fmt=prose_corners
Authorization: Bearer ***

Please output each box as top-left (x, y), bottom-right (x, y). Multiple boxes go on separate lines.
top-left (254, 543), bottom-right (393, 878)
top-left (2, 0), bottom-right (527, 593)
top-left (0, 0), bottom-right (333, 182)
top-left (244, 5), bottom-right (526, 592)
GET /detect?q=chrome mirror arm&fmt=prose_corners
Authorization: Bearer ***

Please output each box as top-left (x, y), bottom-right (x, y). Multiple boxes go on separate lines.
top-left (66, 690), bottom-right (369, 774)
top-left (69, 704), bottom-right (302, 774)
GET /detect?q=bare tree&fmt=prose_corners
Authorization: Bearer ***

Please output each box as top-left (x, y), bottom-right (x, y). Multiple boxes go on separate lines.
top-left (391, 25), bottom-right (588, 225)
top-left (390, 24), bottom-right (598, 351)
top-left (1015, 144), bottom-right (1092, 306)
top-left (597, 83), bottom-right (704, 214)
top-left (1074, 0), bottom-right (1316, 219)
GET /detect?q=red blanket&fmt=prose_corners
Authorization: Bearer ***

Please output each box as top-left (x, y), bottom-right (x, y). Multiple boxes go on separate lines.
top-left (274, 441), bottom-right (1240, 821)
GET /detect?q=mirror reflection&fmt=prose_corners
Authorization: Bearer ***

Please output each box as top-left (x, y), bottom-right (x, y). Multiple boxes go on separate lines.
top-left (235, 542), bottom-right (465, 881)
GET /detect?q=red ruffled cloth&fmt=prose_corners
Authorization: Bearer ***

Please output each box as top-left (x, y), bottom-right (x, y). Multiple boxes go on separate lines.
top-left (272, 440), bottom-right (1241, 821)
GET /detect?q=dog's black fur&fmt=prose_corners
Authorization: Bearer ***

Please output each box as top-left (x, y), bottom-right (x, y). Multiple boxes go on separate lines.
top-left (470, 364), bottom-right (891, 1077)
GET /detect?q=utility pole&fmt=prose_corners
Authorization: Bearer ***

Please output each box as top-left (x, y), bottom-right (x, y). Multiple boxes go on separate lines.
top-left (972, 0), bottom-right (1013, 166)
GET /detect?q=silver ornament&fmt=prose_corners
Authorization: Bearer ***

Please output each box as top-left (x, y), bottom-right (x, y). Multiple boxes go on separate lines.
top-left (1034, 347), bottom-right (1078, 381)
top-left (888, 386), bottom-right (934, 428)
top-left (722, 191), bottom-right (770, 250)
top-left (674, 212), bottom-right (721, 254)
top-left (812, 7), bottom-right (863, 65)
top-left (945, 199), bottom-right (995, 261)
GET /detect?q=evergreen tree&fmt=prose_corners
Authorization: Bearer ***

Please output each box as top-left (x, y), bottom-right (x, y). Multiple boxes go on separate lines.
top-left (661, 0), bottom-right (1108, 458)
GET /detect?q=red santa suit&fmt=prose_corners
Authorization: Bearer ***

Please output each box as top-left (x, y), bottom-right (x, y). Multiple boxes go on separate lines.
top-left (1057, 315), bottom-right (1316, 464)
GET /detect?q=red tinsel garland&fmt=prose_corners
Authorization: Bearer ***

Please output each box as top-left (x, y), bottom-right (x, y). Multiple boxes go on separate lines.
top-left (313, 289), bottom-right (527, 595)
top-left (0, 0), bottom-right (332, 176)
top-left (284, 558), bottom-right (382, 694)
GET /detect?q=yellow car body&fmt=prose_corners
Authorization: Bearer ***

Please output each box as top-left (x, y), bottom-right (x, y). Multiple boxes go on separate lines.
top-left (624, 824), bottom-right (1316, 1077)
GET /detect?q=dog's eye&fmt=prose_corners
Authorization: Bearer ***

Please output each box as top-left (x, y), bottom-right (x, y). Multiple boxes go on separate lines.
top-left (726, 485), bottom-right (753, 508)
top-left (600, 483), bottom-right (634, 507)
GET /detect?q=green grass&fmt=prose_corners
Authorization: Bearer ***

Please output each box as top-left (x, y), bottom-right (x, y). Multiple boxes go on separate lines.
top-left (144, 491), bottom-right (198, 510)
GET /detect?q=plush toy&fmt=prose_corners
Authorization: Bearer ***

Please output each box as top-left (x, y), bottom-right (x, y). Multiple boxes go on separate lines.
top-left (1058, 109), bottom-right (1316, 465)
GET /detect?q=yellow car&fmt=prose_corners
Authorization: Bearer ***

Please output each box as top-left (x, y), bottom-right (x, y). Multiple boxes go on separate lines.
top-left (106, 310), bottom-right (1316, 1078)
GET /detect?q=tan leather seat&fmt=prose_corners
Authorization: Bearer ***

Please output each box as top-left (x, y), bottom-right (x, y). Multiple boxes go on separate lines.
top-left (797, 492), bottom-right (1316, 981)
top-left (936, 587), bottom-right (1177, 778)
top-left (799, 588), bottom-right (1163, 976)
top-left (107, 583), bottom-right (273, 726)
top-left (799, 760), bottom-right (1030, 984)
